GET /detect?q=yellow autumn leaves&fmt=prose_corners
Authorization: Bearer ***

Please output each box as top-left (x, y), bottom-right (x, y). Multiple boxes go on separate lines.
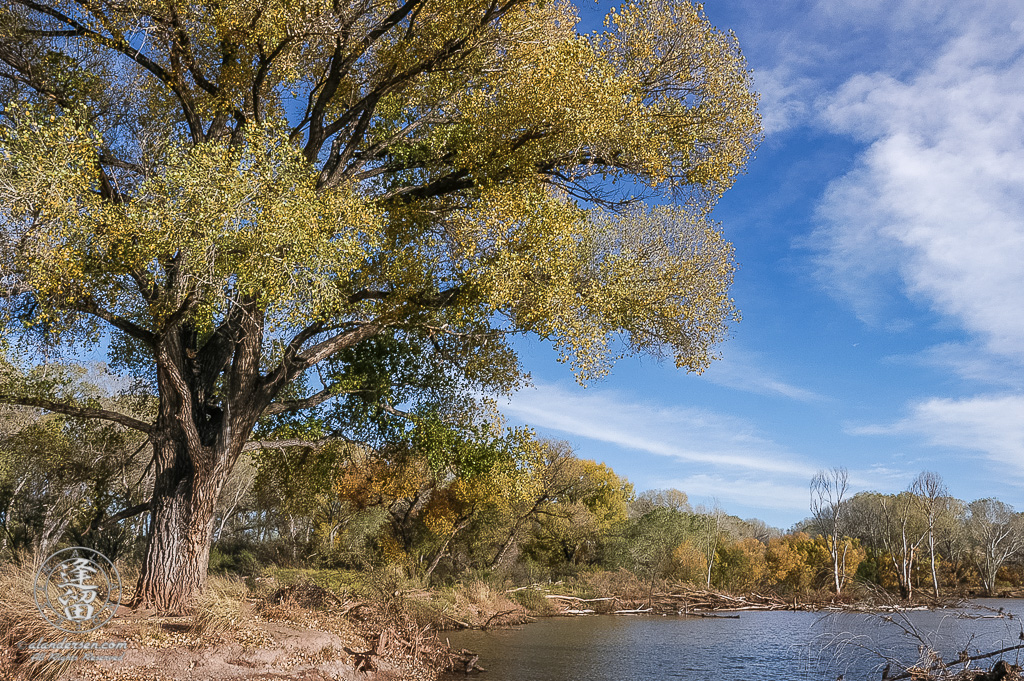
top-left (1, 114), bottom-right (380, 336)
top-left (1, 0), bottom-right (759, 383)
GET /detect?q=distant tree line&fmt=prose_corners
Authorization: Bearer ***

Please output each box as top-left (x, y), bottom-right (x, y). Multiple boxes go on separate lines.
top-left (3, 371), bottom-right (1022, 600)
top-left (806, 466), bottom-right (1024, 599)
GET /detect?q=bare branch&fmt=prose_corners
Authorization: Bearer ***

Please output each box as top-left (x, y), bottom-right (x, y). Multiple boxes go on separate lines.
top-left (262, 386), bottom-right (362, 416)
top-left (295, 323), bottom-right (382, 370)
top-left (85, 501), bottom-right (151, 535)
top-left (242, 435), bottom-right (357, 452)
top-left (77, 297), bottom-right (157, 345)
top-left (0, 393), bottom-right (154, 434)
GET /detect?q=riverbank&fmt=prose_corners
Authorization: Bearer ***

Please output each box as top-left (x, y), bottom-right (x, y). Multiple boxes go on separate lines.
top-left (2, 567), bottom-right (473, 681)
top-left (1, 565), bottom-right (1011, 681)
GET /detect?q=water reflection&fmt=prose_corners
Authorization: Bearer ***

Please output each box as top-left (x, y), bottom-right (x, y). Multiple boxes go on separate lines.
top-left (442, 600), bottom-right (1024, 680)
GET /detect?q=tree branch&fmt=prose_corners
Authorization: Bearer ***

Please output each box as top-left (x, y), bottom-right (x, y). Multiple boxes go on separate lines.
top-left (253, 38), bottom-right (292, 123)
top-left (242, 435), bottom-right (357, 452)
top-left (156, 345), bottom-right (206, 458)
top-left (296, 323), bottom-right (382, 369)
top-left (12, 0), bottom-right (202, 140)
top-left (85, 501), bottom-right (152, 535)
top-left (262, 386), bottom-right (362, 416)
top-left (0, 393), bottom-right (154, 434)
top-left (77, 297), bottom-right (157, 345)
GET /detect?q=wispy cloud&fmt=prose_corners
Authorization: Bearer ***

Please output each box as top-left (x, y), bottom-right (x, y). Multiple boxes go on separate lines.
top-left (752, 66), bottom-right (815, 135)
top-left (894, 342), bottom-right (1024, 389)
top-left (810, 7), bottom-right (1024, 360)
top-left (657, 474), bottom-right (811, 513)
top-left (732, 0), bottom-right (998, 138)
top-left (501, 382), bottom-right (817, 478)
top-left (698, 346), bottom-right (826, 402)
top-left (851, 394), bottom-right (1024, 476)
top-left (500, 383), bottom-right (918, 519)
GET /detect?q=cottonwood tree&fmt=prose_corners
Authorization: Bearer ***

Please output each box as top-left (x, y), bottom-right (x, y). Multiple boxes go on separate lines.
top-left (0, 363), bottom-right (152, 561)
top-left (910, 471), bottom-right (947, 598)
top-left (0, 0), bottom-right (759, 609)
top-left (878, 491), bottom-right (928, 601)
top-left (694, 501), bottom-right (724, 588)
top-left (620, 506), bottom-right (693, 592)
top-left (486, 439), bottom-right (600, 570)
top-left (844, 489), bottom-right (927, 600)
top-left (966, 498), bottom-right (1024, 596)
top-left (935, 497), bottom-right (969, 585)
top-left (630, 488), bottom-right (691, 518)
top-left (810, 467), bottom-right (852, 595)
top-left (521, 457), bottom-right (633, 568)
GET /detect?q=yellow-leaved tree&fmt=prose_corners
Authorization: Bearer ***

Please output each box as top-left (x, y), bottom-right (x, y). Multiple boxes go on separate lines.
top-left (0, 0), bottom-right (759, 609)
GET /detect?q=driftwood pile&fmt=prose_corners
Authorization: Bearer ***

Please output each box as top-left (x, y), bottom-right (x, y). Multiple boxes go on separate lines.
top-left (537, 586), bottom-right (793, 616)
top-left (649, 588), bottom-right (792, 614)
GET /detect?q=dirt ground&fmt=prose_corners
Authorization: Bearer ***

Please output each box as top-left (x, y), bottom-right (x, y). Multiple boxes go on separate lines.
top-left (29, 603), bottom-right (445, 681)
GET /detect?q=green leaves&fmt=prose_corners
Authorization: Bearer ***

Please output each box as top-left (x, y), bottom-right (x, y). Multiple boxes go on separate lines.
top-left (411, 411), bottom-right (531, 477)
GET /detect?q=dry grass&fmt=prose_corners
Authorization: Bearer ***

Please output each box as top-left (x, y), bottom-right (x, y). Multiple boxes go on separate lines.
top-left (427, 579), bottom-right (530, 629)
top-left (255, 580), bottom-right (345, 623)
top-left (0, 559), bottom-right (76, 680)
top-left (574, 569), bottom-right (649, 601)
top-left (507, 586), bottom-right (560, 616)
top-left (185, 575), bottom-right (250, 642)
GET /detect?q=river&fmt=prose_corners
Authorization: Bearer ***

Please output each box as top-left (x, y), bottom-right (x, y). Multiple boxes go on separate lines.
top-left (441, 600), bottom-right (1024, 680)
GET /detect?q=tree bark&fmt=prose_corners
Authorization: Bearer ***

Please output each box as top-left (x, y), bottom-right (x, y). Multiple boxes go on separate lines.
top-left (490, 530), bottom-right (518, 569)
top-left (831, 542), bottom-right (842, 595)
top-left (133, 440), bottom-right (226, 612)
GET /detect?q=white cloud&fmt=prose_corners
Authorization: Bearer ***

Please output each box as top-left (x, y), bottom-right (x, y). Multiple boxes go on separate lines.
top-left (752, 66), bottom-right (814, 135)
top-left (811, 12), bottom-right (1024, 360)
top-left (500, 383), bottom-right (919, 521)
top-left (699, 346), bottom-right (825, 402)
top-left (659, 474), bottom-right (811, 513)
top-left (900, 342), bottom-right (1024, 389)
top-left (852, 394), bottom-right (1024, 475)
top-left (501, 382), bottom-right (817, 478)
top-left (812, 0), bottom-right (969, 34)
top-left (732, 0), bottom-right (1012, 139)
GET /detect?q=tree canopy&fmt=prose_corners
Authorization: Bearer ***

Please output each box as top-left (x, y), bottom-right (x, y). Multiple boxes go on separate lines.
top-left (0, 0), bottom-right (760, 609)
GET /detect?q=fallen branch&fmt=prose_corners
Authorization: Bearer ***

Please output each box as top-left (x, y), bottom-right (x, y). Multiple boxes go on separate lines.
top-left (544, 595), bottom-right (616, 603)
top-left (482, 610), bottom-right (522, 630)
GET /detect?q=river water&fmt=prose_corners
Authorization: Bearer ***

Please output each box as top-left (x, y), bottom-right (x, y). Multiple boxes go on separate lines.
top-left (442, 600), bottom-right (1024, 680)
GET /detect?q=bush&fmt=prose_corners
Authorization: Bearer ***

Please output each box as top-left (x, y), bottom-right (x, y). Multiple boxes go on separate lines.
top-left (208, 540), bottom-right (270, 576)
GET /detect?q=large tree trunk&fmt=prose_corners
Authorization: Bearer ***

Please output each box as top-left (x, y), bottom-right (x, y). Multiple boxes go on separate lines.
top-left (133, 441), bottom-right (227, 612)
top-left (129, 309), bottom-right (367, 610)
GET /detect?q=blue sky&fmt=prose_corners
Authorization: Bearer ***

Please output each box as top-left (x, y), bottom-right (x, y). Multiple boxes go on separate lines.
top-left (496, 0), bottom-right (1024, 528)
